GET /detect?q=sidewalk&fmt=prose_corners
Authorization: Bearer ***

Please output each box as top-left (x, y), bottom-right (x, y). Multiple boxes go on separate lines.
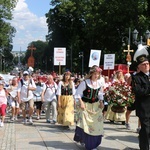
top-left (0, 111), bottom-right (139, 150)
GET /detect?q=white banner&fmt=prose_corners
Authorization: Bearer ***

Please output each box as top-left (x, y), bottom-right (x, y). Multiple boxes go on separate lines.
top-left (104, 54), bottom-right (115, 70)
top-left (54, 47), bottom-right (66, 66)
top-left (88, 50), bottom-right (101, 67)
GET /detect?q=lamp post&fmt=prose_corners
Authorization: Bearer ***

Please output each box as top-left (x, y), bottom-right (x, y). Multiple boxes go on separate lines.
top-left (132, 29), bottom-right (150, 45)
top-left (79, 52), bottom-right (84, 78)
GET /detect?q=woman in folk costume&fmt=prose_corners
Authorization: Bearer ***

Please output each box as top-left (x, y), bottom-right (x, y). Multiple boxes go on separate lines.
top-left (56, 70), bottom-right (76, 126)
top-left (74, 65), bottom-right (104, 150)
top-left (106, 70), bottom-right (126, 124)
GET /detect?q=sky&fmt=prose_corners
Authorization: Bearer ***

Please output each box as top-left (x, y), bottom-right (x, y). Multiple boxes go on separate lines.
top-left (11, 0), bottom-right (51, 52)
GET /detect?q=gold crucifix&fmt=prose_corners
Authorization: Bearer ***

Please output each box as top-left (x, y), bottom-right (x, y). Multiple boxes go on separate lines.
top-left (123, 44), bottom-right (134, 73)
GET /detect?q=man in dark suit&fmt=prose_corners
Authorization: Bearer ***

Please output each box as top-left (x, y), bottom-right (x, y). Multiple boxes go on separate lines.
top-left (132, 54), bottom-right (150, 150)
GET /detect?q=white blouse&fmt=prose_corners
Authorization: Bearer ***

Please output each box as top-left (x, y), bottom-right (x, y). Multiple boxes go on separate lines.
top-left (75, 79), bottom-right (104, 100)
top-left (56, 81), bottom-right (76, 96)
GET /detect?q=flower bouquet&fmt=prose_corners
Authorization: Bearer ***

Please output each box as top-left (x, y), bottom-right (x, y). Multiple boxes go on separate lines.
top-left (104, 81), bottom-right (135, 113)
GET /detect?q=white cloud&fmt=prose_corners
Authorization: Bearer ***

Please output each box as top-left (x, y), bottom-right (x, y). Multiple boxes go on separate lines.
top-left (11, 0), bottom-right (48, 51)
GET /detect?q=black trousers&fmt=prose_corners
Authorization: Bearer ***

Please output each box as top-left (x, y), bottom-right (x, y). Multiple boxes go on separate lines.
top-left (139, 117), bottom-right (150, 150)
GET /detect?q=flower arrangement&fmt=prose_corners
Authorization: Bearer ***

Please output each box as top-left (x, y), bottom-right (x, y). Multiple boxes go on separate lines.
top-left (104, 81), bottom-right (134, 107)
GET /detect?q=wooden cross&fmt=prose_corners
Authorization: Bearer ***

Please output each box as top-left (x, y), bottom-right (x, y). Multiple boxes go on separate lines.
top-left (28, 44), bottom-right (36, 56)
top-left (27, 44), bottom-right (36, 67)
top-left (123, 45), bottom-right (134, 73)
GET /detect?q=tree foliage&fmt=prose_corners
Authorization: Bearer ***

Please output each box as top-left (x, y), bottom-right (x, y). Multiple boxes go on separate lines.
top-left (0, 0), bottom-right (17, 47)
top-left (45, 0), bottom-right (150, 73)
top-left (0, 0), bottom-right (17, 71)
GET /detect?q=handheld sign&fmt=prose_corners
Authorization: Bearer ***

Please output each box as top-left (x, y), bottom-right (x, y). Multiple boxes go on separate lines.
top-left (54, 48), bottom-right (66, 66)
top-left (104, 54), bottom-right (115, 70)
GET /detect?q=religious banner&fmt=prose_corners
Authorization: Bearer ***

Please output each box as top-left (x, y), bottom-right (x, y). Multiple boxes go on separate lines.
top-left (54, 47), bottom-right (66, 66)
top-left (88, 49), bottom-right (101, 67)
top-left (104, 54), bottom-right (115, 70)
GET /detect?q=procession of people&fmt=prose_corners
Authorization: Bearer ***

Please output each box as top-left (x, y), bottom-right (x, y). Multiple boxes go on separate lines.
top-left (0, 44), bottom-right (150, 150)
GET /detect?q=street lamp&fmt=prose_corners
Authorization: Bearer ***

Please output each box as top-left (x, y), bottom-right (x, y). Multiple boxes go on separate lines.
top-left (132, 29), bottom-right (150, 45)
top-left (79, 52), bottom-right (84, 78)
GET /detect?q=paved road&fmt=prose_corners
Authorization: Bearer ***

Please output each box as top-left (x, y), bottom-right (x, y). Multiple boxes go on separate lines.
top-left (0, 111), bottom-right (139, 150)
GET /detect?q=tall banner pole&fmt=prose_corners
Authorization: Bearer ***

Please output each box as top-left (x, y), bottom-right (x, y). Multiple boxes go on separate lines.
top-left (108, 67), bottom-right (110, 78)
top-left (59, 62), bottom-right (61, 75)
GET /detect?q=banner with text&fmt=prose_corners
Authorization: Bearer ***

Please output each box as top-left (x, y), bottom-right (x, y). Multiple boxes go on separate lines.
top-left (104, 54), bottom-right (115, 70)
top-left (54, 47), bottom-right (66, 66)
top-left (89, 50), bottom-right (101, 67)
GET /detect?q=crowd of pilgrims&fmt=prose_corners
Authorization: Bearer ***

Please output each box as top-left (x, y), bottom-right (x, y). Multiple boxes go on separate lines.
top-left (0, 65), bottom-right (139, 150)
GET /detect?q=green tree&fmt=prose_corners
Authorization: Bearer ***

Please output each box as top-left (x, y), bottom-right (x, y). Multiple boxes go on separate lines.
top-left (46, 0), bottom-right (150, 73)
top-left (0, 0), bottom-right (17, 72)
top-left (0, 0), bottom-right (17, 47)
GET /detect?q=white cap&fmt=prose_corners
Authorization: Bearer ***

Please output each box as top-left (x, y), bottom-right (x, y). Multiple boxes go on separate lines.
top-left (23, 71), bottom-right (29, 75)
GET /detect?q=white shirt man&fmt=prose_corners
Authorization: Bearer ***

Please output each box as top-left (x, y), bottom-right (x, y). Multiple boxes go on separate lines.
top-left (17, 71), bottom-right (36, 124)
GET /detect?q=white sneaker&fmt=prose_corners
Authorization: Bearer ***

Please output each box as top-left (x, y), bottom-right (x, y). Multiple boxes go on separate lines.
top-left (23, 119), bottom-right (27, 124)
top-left (0, 122), bottom-right (4, 127)
top-left (125, 123), bottom-right (131, 130)
top-left (29, 118), bottom-right (33, 125)
top-left (11, 117), bottom-right (15, 121)
top-left (15, 117), bottom-right (18, 121)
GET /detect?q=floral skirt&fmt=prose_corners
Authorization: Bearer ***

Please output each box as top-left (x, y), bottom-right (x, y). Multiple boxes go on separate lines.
top-left (57, 95), bottom-right (74, 126)
top-left (74, 101), bottom-right (103, 150)
top-left (106, 105), bottom-right (126, 122)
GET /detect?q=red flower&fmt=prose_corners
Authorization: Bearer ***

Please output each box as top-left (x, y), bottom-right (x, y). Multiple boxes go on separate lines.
top-left (104, 81), bottom-right (134, 107)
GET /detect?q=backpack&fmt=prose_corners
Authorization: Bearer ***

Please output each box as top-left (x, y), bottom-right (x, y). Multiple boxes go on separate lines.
top-left (20, 78), bottom-right (32, 87)
top-left (44, 83), bottom-right (57, 95)
top-left (20, 79), bottom-right (33, 98)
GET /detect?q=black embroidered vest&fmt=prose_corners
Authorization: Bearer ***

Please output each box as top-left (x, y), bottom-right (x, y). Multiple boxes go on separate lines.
top-left (61, 84), bottom-right (72, 95)
top-left (82, 80), bottom-right (101, 103)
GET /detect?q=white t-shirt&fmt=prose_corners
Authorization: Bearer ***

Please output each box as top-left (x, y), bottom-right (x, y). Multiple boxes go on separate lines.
top-left (17, 78), bottom-right (36, 101)
top-left (33, 83), bottom-right (44, 101)
top-left (43, 82), bottom-right (58, 102)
